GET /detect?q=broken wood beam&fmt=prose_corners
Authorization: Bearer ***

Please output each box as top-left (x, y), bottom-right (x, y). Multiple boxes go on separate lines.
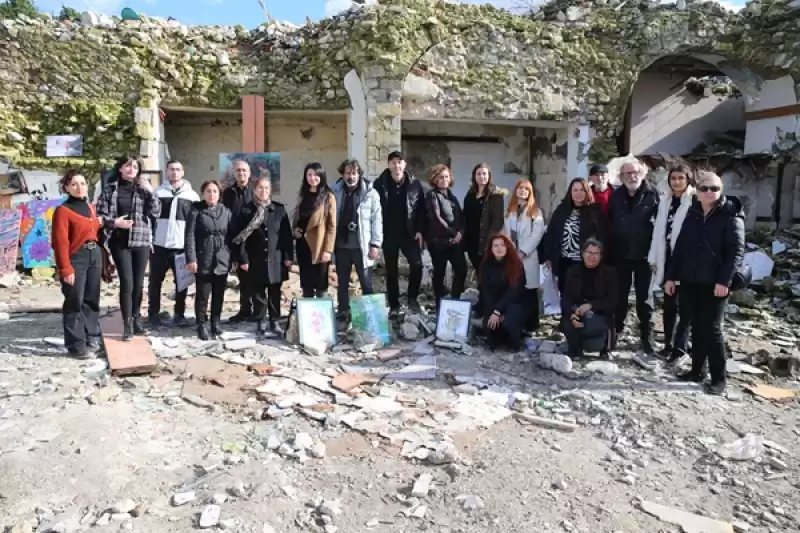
top-left (512, 412), bottom-right (578, 432)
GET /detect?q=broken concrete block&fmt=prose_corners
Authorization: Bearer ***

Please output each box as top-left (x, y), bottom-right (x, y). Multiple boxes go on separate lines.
top-left (538, 352), bottom-right (572, 373)
top-left (199, 505), bottom-right (221, 528)
top-left (310, 442), bottom-right (326, 458)
top-left (584, 361), bottom-right (620, 375)
top-left (400, 322), bottom-right (420, 340)
top-left (171, 491), bottom-right (196, 506)
top-left (411, 473), bottom-right (433, 497)
top-left (110, 499), bottom-right (136, 514)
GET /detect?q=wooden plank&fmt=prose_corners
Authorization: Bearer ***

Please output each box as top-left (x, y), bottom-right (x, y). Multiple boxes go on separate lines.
top-left (241, 95), bottom-right (256, 152)
top-left (745, 103), bottom-right (800, 122)
top-left (253, 95), bottom-right (265, 152)
top-left (99, 310), bottom-right (157, 376)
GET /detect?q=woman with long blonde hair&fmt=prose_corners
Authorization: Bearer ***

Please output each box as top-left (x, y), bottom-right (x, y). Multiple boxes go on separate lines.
top-left (503, 179), bottom-right (545, 332)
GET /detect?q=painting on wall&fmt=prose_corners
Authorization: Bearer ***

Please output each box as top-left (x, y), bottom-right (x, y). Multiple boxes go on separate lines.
top-left (17, 198), bottom-right (65, 268)
top-left (219, 153), bottom-right (281, 194)
top-left (0, 208), bottom-right (21, 275)
top-left (46, 134), bottom-right (83, 158)
top-left (351, 293), bottom-right (391, 345)
top-left (435, 298), bottom-right (472, 342)
top-left (296, 297), bottom-right (336, 350)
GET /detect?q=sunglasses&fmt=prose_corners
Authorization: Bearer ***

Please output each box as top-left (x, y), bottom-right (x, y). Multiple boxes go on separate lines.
top-left (698, 185), bottom-right (721, 193)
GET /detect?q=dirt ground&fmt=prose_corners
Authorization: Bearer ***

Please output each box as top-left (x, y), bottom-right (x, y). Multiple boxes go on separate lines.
top-left (1, 274), bottom-right (798, 533)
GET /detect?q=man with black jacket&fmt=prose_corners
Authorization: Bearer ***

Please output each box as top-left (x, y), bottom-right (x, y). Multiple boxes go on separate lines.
top-left (372, 151), bottom-right (425, 317)
top-left (608, 159), bottom-right (659, 355)
top-left (222, 159), bottom-right (256, 323)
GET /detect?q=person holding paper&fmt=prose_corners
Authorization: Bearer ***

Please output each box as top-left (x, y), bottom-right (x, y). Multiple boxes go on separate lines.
top-left (185, 180), bottom-right (233, 340)
top-left (233, 177), bottom-right (293, 336)
top-left (147, 160), bottom-right (200, 329)
top-left (51, 169), bottom-right (103, 358)
top-left (96, 154), bottom-right (161, 341)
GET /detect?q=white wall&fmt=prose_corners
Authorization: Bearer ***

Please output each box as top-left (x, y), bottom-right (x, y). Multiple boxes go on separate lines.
top-left (344, 69), bottom-right (367, 166)
top-left (744, 75), bottom-right (799, 154)
top-left (628, 71), bottom-right (745, 155)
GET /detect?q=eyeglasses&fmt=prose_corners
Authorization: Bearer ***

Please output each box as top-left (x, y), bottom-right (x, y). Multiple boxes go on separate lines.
top-left (698, 185), bottom-right (721, 193)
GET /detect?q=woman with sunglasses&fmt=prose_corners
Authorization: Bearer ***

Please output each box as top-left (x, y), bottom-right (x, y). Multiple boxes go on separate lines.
top-left (665, 171), bottom-right (744, 395)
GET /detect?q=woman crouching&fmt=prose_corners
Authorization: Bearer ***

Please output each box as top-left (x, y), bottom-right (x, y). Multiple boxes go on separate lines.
top-left (480, 234), bottom-right (528, 351)
top-left (186, 180), bottom-right (233, 340)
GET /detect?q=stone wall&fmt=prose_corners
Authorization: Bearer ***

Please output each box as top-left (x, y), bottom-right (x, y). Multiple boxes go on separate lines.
top-left (1, 0), bottom-right (798, 173)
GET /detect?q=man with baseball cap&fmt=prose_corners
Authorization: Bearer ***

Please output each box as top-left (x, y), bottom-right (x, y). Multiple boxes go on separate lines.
top-left (588, 163), bottom-right (612, 217)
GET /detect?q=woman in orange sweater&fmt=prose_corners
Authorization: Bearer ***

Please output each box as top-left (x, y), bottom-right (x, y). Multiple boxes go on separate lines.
top-left (51, 169), bottom-right (103, 358)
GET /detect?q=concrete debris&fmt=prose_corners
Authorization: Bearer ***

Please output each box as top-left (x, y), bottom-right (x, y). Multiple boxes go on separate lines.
top-left (538, 352), bottom-right (573, 374)
top-left (640, 500), bottom-right (734, 533)
top-left (411, 473), bottom-right (433, 497)
top-left (199, 505), bottom-right (221, 528)
top-left (110, 499), bottom-right (136, 514)
top-left (717, 434), bottom-right (765, 461)
top-left (171, 491), bottom-right (196, 506)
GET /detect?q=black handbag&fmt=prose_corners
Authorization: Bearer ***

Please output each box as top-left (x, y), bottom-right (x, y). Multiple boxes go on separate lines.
top-left (702, 237), bottom-right (751, 291)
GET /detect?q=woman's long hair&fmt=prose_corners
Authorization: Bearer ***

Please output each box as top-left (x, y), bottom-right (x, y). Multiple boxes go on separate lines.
top-left (298, 162), bottom-right (330, 211)
top-left (481, 234), bottom-right (524, 286)
top-left (468, 163), bottom-right (493, 193)
top-left (564, 177), bottom-right (595, 208)
top-left (505, 179), bottom-right (540, 218)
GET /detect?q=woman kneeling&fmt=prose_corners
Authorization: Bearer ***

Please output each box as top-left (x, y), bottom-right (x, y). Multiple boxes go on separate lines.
top-left (480, 234), bottom-right (527, 351)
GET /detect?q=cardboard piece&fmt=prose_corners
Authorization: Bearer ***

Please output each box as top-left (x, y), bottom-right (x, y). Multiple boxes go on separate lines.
top-left (745, 384), bottom-right (798, 402)
top-left (100, 311), bottom-right (158, 376)
top-left (179, 356), bottom-right (256, 407)
top-left (639, 501), bottom-right (734, 533)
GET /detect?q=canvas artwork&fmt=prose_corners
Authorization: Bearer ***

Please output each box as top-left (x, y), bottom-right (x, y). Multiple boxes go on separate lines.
top-left (0, 208), bottom-right (21, 275)
top-left (351, 293), bottom-right (391, 345)
top-left (174, 253), bottom-right (195, 293)
top-left (435, 298), bottom-right (472, 342)
top-left (17, 198), bottom-right (65, 268)
top-left (296, 297), bottom-right (336, 349)
top-left (46, 134), bottom-right (83, 158)
top-left (219, 153), bottom-right (281, 194)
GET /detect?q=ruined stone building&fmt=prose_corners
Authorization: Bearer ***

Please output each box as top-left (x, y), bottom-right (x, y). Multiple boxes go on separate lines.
top-left (1, 0), bottom-right (800, 220)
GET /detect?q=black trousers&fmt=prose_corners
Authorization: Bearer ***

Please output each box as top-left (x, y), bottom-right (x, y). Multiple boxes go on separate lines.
top-left (195, 274), bottom-right (227, 325)
top-left (254, 282), bottom-right (282, 323)
top-left (663, 290), bottom-right (690, 353)
top-left (296, 238), bottom-right (329, 298)
top-left (524, 288), bottom-right (540, 332)
top-left (335, 247), bottom-right (373, 313)
top-left (563, 314), bottom-right (611, 358)
top-left (61, 244), bottom-right (102, 351)
top-left (148, 246), bottom-right (187, 319)
top-left (236, 267), bottom-right (259, 317)
top-left (614, 258), bottom-right (653, 346)
top-left (429, 243), bottom-right (468, 304)
top-left (383, 236), bottom-right (422, 309)
top-left (679, 283), bottom-right (728, 384)
top-left (556, 257), bottom-right (581, 296)
top-left (110, 243), bottom-right (150, 321)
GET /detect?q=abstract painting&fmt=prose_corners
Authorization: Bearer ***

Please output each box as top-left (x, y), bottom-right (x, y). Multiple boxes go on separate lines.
top-left (219, 152), bottom-right (281, 194)
top-left (435, 298), bottom-right (472, 342)
top-left (0, 208), bottom-right (21, 275)
top-left (351, 293), bottom-right (391, 345)
top-left (18, 198), bottom-right (65, 268)
top-left (296, 297), bottom-right (336, 349)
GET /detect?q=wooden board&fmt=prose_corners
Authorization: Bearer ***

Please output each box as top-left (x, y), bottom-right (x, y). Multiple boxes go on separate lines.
top-left (100, 310), bottom-right (158, 376)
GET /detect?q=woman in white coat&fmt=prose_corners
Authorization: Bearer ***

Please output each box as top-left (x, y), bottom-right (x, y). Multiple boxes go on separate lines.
top-left (648, 164), bottom-right (695, 361)
top-left (503, 179), bottom-right (545, 333)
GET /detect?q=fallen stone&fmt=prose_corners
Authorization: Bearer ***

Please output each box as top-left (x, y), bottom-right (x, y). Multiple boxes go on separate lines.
top-left (130, 502), bottom-right (148, 518)
top-left (732, 520), bottom-right (751, 532)
top-left (95, 514), bottom-right (110, 527)
top-left (8, 521), bottom-right (34, 533)
top-left (199, 505), bottom-right (221, 528)
top-left (584, 361), bottom-right (620, 375)
top-left (411, 473), bottom-right (433, 497)
top-left (294, 432), bottom-right (314, 450)
top-left (458, 494), bottom-right (484, 511)
top-left (310, 442), bottom-right (327, 458)
top-left (225, 338), bottom-right (257, 351)
top-left (318, 499), bottom-right (341, 517)
top-left (400, 322), bottom-right (420, 340)
top-left (111, 513), bottom-right (130, 522)
top-left (171, 491), bottom-right (196, 506)
top-left (766, 456), bottom-right (788, 470)
top-left (640, 500), bottom-right (734, 533)
top-left (453, 383), bottom-right (479, 395)
top-left (538, 352), bottom-right (573, 374)
top-left (552, 477), bottom-right (567, 490)
top-left (211, 493), bottom-right (228, 505)
top-left (265, 434), bottom-right (281, 450)
top-left (110, 499), bottom-right (136, 514)
top-left (513, 411), bottom-right (578, 432)
top-left (228, 480), bottom-right (246, 498)
top-left (262, 524), bottom-right (277, 533)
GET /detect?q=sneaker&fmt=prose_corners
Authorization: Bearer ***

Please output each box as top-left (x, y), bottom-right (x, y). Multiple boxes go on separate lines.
top-left (67, 345), bottom-right (92, 359)
top-left (172, 315), bottom-right (189, 328)
top-left (227, 312), bottom-right (251, 324)
top-left (706, 381), bottom-right (726, 396)
top-left (132, 317), bottom-right (148, 335)
top-left (146, 316), bottom-right (163, 329)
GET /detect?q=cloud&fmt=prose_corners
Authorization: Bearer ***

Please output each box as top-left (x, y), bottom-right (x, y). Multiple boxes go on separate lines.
top-left (324, 0), bottom-right (354, 17)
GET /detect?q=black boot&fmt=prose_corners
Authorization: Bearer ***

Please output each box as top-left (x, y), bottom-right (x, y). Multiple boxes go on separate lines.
top-left (133, 316), bottom-right (148, 335)
top-left (256, 320), bottom-right (267, 336)
top-left (640, 323), bottom-right (655, 355)
top-left (123, 318), bottom-right (134, 341)
top-left (210, 319), bottom-right (221, 340)
top-left (197, 324), bottom-right (210, 341)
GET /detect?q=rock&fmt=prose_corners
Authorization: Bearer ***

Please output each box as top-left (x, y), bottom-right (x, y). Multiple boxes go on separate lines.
top-left (538, 352), bottom-right (573, 373)
top-left (211, 493), bottom-right (228, 505)
top-left (228, 480), bottom-right (246, 497)
top-left (265, 434), bottom-right (281, 450)
top-left (94, 514), bottom-right (110, 527)
top-left (459, 494), bottom-right (484, 510)
top-left (199, 505), bottom-right (221, 528)
top-left (318, 499), bottom-right (341, 517)
top-left (453, 383), bottom-right (479, 395)
top-left (8, 521), bottom-right (34, 533)
top-left (584, 361), bottom-right (619, 375)
top-left (294, 432), bottom-right (314, 450)
top-left (171, 491), bottom-right (196, 506)
top-left (310, 442), bottom-right (327, 458)
top-left (6, 131), bottom-right (24, 142)
top-left (262, 524), bottom-right (277, 533)
top-left (110, 499), bottom-right (136, 514)
top-left (225, 338), bottom-right (257, 351)
top-left (130, 502), bottom-right (148, 518)
top-left (400, 322), bottom-right (420, 340)
top-left (732, 521), bottom-right (751, 532)
top-left (411, 473), bottom-right (433, 497)
top-left (552, 477), bottom-right (567, 490)
top-left (766, 456), bottom-right (788, 470)
top-left (761, 511), bottom-right (778, 524)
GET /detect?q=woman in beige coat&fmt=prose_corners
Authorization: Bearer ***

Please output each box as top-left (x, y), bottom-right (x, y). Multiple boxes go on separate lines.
top-left (503, 179), bottom-right (545, 332)
top-left (293, 162), bottom-right (337, 298)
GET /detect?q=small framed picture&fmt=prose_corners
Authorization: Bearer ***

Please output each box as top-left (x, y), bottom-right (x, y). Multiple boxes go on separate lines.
top-left (435, 298), bottom-right (472, 342)
top-left (296, 297), bottom-right (336, 348)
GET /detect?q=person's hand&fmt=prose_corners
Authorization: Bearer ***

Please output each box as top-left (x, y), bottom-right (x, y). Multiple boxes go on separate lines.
top-left (453, 232), bottom-right (462, 244)
top-left (187, 263), bottom-right (198, 273)
top-left (240, 264), bottom-right (249, 272)
top-left (576, 303), bottom-right (591, 316)
top-left (487, 312), bottom-right (501, 330)
top-left (368, 246), bottom-right (379, 260)
top-left (283, 260), bottom-right (292, 268)
top-left (571, 315), bottom-right (584, 329)
top-left (138, 176), bottom-right (153, 193)
top-left (414, 232), bottom-right (423, 247)
top-left (293, 228), bottom-right (303, 239)
top-left (321, 252), bottom-right (332, 263)
top-left (114, 216), bottom-right (133, 229)
top-left (545, 260), bottom-right (552, 271)
top-left (63, 273), bottom-right (75, 285)
top-left (714, 284), bottom-right (729, 297)
top-left (665, 281), bottom-right (676, 296)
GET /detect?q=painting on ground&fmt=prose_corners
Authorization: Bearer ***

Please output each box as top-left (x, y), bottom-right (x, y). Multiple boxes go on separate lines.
top-left (0, 208), bottom-right (21, 275)
top-left (219, 153), bottom-right (281, 194)
top-left (435, 298), bottom-right (472, 342)
top-left (351, 293), bottom-right (391, 345)
top-left (17, 198), bottom-right (65, 268)
top-left (296, 297), bottom-right (336, 350)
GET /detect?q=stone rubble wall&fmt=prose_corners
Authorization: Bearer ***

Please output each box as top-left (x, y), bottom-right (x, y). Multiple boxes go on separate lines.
top-left (0, 0), bottom-right (798, 172)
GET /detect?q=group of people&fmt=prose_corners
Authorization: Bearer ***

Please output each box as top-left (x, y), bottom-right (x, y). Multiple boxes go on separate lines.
top-left (51, 151), bottom-right (744, 395)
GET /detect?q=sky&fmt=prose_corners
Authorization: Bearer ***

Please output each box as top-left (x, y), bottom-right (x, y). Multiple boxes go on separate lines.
top-left (34, 0), bottom-right (747, 28)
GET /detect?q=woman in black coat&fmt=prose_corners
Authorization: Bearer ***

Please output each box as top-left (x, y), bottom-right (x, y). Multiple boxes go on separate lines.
top-left (541, 178), bottom-right (606, 294)
top-left (232, 177), bottom-right (293, 336)
top-left (480, 234), bottom-right (527, 351)
top-left (186, 180), bottom-right (233, 340)
top-left (665, 171), bottom-right (745, 396)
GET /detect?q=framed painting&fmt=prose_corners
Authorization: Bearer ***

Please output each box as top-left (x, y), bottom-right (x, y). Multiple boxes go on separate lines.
top-left (219, 153), bottom-right (281, 194)
top-left (17, 198), bottom-right (65, 268)
top-left (435, 298), bottom-right (472, 342)
top-left (296, 297), bottom-right (336, 348)
top-left (351, 293), bottom-right (391, 345)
